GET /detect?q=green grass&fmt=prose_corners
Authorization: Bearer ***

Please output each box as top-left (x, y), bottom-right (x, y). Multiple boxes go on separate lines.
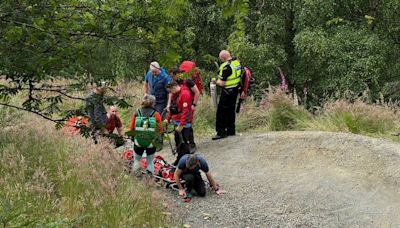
top-left (0, 113), bottom-right (171, 227)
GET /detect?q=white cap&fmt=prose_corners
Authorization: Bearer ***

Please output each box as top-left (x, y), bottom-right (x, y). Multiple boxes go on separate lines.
top-left (149, 61), bottom-right (160, 71)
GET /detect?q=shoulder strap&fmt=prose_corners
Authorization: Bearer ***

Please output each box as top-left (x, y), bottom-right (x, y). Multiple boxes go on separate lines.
top-left (149, 110), bottom-right (156, 117)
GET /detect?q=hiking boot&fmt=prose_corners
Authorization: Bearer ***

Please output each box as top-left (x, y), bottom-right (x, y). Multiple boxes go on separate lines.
top-left (183, 192), bottom-right (193, 203)
top-left (212, 134), bottom-right (226, 140)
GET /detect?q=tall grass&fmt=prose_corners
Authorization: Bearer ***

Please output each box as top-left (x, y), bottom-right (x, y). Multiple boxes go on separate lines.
top-left (0, 113), bottom-right (171, 227)
top-left (297, 100), bottom-right (400, 136)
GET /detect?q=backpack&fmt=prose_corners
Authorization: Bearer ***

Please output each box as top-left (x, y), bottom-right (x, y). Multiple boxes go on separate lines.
top-left (134, 109), bottom-right (158, 148)
top-left (238, 66), bottom-right (255, 99)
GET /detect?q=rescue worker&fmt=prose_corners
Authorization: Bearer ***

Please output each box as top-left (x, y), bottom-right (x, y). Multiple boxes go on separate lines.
top-left (167, 62), bottom-right (201, 152)
top-left (143, 61), bottom-right (171, 115)
top-left (212, 50), bottom-right (242, 140)
top-left (165, 81), bottom-right (193, 165)
top-left (174, 154), bottom-right (226, 202)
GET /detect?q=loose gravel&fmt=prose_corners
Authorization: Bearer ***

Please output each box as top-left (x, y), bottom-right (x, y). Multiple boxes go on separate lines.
top-left (158, 131), bottom-right (400, 227)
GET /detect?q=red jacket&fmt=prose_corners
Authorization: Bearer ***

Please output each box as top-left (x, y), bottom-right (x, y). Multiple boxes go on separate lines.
top-left (167, 88), bottom-right (193, 126)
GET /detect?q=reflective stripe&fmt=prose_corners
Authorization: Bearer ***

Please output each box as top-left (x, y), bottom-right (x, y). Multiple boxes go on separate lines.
top-left (135, 127), bottom-right (155, 132)
top-left (219, 60), bottom-right (242, 89)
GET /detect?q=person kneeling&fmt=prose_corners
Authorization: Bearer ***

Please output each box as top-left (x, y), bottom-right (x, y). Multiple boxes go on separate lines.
top-left (174, 154), bottom-right (226, 202)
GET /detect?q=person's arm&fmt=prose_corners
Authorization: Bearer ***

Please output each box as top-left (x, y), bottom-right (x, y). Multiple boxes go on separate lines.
top-left (166, 92), bottom-right (173, 113)
top-left (191, 85), bottom-right (200, 108)
top-left (129, 114), bottom-right (136, 131)
top-left (205, 172), bottom-right (226, 195)
top-left (217, 64), bottom-right (231, 87)
top-left (86, 98), bottom-right (95, 126)
top-left (155, 112), bottom-right (163, 134)
top-left (115, 116), bottom-right (123, 136)
top-left (216, 79), bottom-right (225, 87)
top-left (174, 168), bottom-right (186, 197)
top-left (143, 81), bottom-right (149, 95)
top-left (178, 93), bottom-right (192, 127)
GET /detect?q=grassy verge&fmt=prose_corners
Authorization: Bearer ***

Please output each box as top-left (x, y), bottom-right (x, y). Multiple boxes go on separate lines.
top-left (193, 88), bottom-right (400, 142)
top-left (0, 112), bottom-right (171, 227)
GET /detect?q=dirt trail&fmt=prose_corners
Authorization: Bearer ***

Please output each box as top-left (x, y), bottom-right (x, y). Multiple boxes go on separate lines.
top-left (159, 131), bottom-right (400, 227)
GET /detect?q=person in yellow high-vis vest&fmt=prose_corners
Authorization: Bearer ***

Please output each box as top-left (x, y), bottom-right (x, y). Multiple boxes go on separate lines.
top-left (212, 50), bottom-right (242, 140)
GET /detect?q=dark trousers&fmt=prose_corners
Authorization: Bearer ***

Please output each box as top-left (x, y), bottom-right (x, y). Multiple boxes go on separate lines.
top-left (134, 145), bottom-right (156, 156)
top-left (182, 172), bottom-right (206, 197)
top-left (155, 102), bottom-right (167, 117)
top-left (216, 87), bottom-right (238, 136)
top-left (173, 127), bottom-right (191, 166)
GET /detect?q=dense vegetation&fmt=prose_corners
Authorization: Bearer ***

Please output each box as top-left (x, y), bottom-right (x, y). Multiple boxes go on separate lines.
top-left (0, 110), bottom-right (171, 227)
top-left (1, 0), bottom-right (400, 121)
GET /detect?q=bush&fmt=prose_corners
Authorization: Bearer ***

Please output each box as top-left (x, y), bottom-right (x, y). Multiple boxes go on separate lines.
top-left (263, 89), bottom-right (310, 131)
top-left (0, 114), bottom-right (171, 227)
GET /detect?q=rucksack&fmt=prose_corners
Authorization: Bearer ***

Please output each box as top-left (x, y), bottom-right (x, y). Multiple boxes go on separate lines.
top-left (238, 66), bottom-right (255, 99)
top-left (134, 109), bottom-right (158, 148)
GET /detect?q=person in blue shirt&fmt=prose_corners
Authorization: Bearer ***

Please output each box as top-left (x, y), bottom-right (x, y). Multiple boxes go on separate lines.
top-left (143, 61), bottom-right (171, 115)
top-left (174, 154), bottom-right (227, 202)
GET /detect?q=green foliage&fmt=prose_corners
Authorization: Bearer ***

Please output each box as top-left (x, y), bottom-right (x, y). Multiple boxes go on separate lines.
top-left (265, 91), bottom-right (310, 131)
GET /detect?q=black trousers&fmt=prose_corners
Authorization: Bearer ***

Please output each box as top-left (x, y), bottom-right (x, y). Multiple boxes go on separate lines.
top-left (173, 127), bottom-right (191, 165)
top-left (182, 172), bottom-right (206, 197)
top-left (216, 87), bottom-right (239, 136)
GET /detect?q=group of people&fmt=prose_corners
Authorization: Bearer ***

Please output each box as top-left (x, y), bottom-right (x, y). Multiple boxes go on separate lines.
top-left (86, 50), bottom-right (241, 201)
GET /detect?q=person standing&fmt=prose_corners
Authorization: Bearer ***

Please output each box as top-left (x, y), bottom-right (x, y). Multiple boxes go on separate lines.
top-left (143, 61), bottom-right (171, 115)
top-left (128, 95), bottom-right (163, 175)
top-left (86, 81), bottom-right (108, 144)
top-left (165, 81), bottom-right (193, 165)
top-left (212, 50), bottom-right (242, 140)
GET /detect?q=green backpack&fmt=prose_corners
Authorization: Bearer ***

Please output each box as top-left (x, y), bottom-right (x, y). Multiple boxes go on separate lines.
top-left (134, 109), bottom-right (158, 148)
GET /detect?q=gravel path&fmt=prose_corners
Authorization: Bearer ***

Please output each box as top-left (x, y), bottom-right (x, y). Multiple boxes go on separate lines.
top-left (158, 131), bottom-right (400, 227)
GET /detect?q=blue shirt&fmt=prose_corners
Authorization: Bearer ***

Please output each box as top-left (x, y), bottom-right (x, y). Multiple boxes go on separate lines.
top-left (177, 154), bottom-right (209, 174)
top-left (144, 67), bottom-right (170, 97)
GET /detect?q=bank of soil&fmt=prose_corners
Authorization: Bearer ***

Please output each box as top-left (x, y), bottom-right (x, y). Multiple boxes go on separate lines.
top-left (159, 131), bottom-right (400, 227)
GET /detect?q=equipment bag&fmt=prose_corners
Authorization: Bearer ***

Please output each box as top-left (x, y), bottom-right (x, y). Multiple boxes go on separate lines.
top-left (239, 66), bottom-right (255, 99)
top-left (134, 109), bottom-right (157, 148)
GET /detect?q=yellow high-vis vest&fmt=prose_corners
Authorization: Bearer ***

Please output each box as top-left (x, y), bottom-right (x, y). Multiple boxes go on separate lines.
top-left (219, 59), bottom-right (242, 89)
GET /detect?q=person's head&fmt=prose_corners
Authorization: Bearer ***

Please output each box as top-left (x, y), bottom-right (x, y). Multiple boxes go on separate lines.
top-left (166, 81), bottom-right (181, 94)
top-left (185, 154), bottom-right (199, 170)
top-left (150, 61), bottom-right (161, 76)
top-left (219, 50), bottom-right (232, 63)
top-left (108, 105), bottom-right (118, 117)
top-left (141, 94), bottom-right (156, 108)
top-left (95, 81), bottom-right (107, 94)
top-left (168, 67), bottom-right (180, 81)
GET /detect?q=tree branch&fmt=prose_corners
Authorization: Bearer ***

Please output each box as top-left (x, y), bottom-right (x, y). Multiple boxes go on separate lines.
top-left (0, 102), bottom-right (66, 123)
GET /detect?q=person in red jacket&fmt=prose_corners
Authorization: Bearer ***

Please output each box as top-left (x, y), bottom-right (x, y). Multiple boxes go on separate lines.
top-left (165, 81), bottom-right (193, 165)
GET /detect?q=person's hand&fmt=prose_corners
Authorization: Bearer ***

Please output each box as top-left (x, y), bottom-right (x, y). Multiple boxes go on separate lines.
top-left (179, 189), bottom-right (186, 197)
top-left (176, 125), bottom-right (184, 132)
top-left (215, 188), bottom-right (227, 195)
top-left (166, 105), bottom-right (171, 113)
top-left (240, 91), bottom-right (246, 100)
top-left (164, 119), bottom-right (170, 124)
top-left (191, 105), bottom-right (196, 111)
